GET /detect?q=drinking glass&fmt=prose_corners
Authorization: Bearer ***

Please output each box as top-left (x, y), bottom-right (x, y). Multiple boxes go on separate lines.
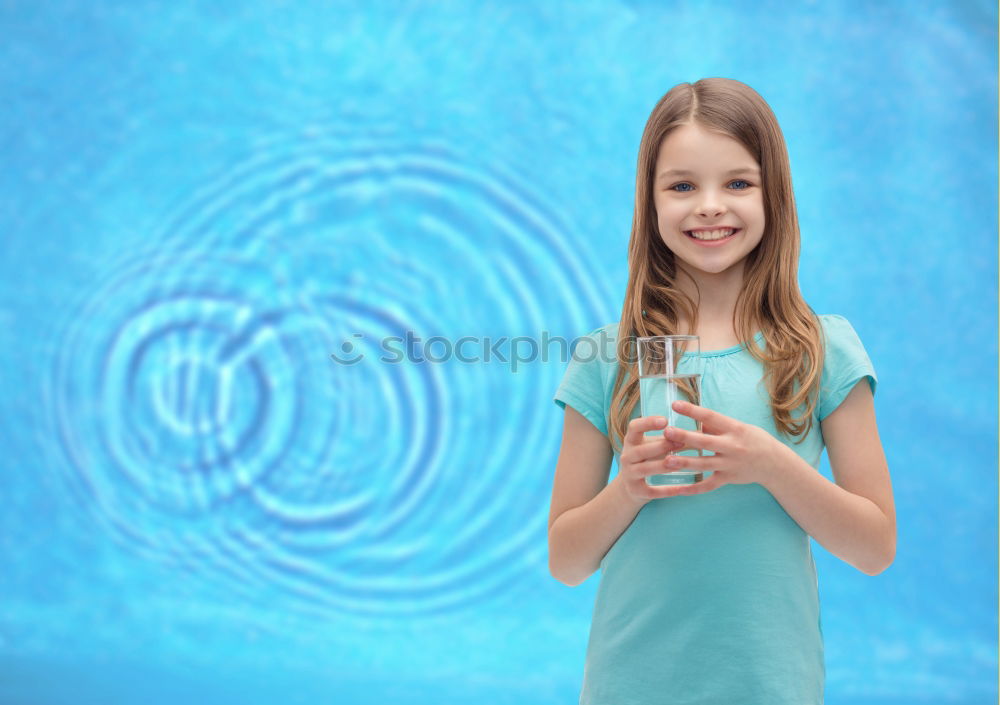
top-left (636, 335), bottom-right (705, 485)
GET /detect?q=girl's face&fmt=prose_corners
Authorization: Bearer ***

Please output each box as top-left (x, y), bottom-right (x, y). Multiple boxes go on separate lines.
top-left (652, 123), bottom-right (765, 281)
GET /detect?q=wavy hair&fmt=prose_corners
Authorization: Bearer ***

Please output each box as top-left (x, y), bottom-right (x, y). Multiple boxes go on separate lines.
top-left (608, 78), bottom-right (824, 453)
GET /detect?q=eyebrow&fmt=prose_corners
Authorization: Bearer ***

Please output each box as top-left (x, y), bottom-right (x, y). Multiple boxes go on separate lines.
top-left (658, 167), bottom-right (760, 180)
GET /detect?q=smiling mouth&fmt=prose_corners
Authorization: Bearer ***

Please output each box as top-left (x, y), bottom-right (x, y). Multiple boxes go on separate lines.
top-left (685, 228), bottom-right (739, 241)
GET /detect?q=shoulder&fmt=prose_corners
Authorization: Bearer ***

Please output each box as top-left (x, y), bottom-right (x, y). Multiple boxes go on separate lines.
top-left (813, 314), bottom-right (878, 418)
top-left (579, 321), bottom-right (621, 340)
top-left (554, 322), bottom-right (621, 435)
top-left (815, 314), bottom-right (870, 359)
top-left (816, 313), bottom-right (858, 337)
top-left (569, 322), bottom-right (621, 361)
top-left (564, 323), bottom-right (622, 388)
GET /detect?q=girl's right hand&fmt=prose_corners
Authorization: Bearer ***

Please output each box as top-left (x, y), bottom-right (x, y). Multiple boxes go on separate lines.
top-left (614, 416), bottom-right (687, 506)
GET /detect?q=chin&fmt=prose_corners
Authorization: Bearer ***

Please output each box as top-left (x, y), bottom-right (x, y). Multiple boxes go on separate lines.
top-left (679, 258), bottom-right (746, 277)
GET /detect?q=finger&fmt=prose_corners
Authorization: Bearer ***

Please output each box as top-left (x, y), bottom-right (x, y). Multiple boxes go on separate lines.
top-left (628, 455), bottom-right (677, 478)
top-left (645, 483), bottom-right (701, 499)
top-left (631, 437), bottom-right (684, 462)
top-left (621, 439), bottom-right (684, 469)
top-left (662, 453), bottom-right (716, 472)
top-left (646, 473), bottom-right (723, 498)
top-left (663, 426), bottom-right (729, 454)
top-left (677, 472), bottom-right (727, 495)
top-left (624, 415), bottom-right (667, 447)
top-left (654, 477), bottom-right (723, 498)
top-left (670, 400), bottom-right (735, 432)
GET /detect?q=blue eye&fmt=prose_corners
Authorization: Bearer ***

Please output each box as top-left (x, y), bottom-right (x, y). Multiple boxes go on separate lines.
top-left (668, 180), bottom-right (753, 193)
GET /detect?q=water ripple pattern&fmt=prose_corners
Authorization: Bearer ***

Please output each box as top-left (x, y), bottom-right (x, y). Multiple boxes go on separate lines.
top-left (49, 126), bottom-right (612, 618)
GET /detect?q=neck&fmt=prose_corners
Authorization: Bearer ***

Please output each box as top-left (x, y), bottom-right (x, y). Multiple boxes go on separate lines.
top-left (674, 261), bottom-right (748, 336)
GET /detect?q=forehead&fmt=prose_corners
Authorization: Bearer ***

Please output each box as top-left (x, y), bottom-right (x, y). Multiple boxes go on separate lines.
top-left (655, 123), bottom-right (758, 172)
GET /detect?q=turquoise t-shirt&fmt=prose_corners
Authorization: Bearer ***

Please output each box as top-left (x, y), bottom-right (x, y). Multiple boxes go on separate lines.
top-left (552, 314), bottom-right (877, 705)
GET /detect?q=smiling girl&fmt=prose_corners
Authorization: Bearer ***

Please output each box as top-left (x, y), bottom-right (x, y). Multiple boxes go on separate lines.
top-left (548, 78), bottom-right (895, 704)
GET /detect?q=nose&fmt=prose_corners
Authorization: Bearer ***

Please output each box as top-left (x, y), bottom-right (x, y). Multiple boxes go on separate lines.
top-left (695, 189), bottom-right (727, 218)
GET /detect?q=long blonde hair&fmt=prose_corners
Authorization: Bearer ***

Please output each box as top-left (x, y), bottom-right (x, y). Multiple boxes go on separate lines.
top-left (608, 78), bottom-right (824, 453)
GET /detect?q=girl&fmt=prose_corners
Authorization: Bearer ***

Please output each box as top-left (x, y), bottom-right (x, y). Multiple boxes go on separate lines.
top-left (548, 78), bottom-right (895, 704)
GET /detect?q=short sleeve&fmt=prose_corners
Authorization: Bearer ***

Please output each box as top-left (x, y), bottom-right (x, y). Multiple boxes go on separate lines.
top-left (553, 330), bottom-right (609, 435)
top-left (818, 314), bottom-right (878, 421)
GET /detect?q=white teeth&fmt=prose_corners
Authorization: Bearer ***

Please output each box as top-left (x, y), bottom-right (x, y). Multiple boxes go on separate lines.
top-left (687, 228), bottom-right (735, 241)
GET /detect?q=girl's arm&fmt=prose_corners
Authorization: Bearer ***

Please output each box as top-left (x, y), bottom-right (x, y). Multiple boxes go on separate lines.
top-left (547, 406), bottom-right (633, 586)
top-left (762, 378), bottom-right (896, 575)
top-left (548, 407), bottom-right (686, 586)
top-left (662, 379), bottom-right (896, 575)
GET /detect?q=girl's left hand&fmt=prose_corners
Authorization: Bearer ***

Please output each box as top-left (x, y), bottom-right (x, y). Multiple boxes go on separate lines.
top-left (661, 399), bottom-right (785, 494)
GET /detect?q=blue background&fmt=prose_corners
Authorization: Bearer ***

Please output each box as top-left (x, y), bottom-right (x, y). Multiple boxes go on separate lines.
top-left (1, 1), bottom-right (996, 703)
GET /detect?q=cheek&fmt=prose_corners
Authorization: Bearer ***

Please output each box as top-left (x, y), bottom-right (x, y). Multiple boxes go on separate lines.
top-left (654, 201), bottom-right (684, 227)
